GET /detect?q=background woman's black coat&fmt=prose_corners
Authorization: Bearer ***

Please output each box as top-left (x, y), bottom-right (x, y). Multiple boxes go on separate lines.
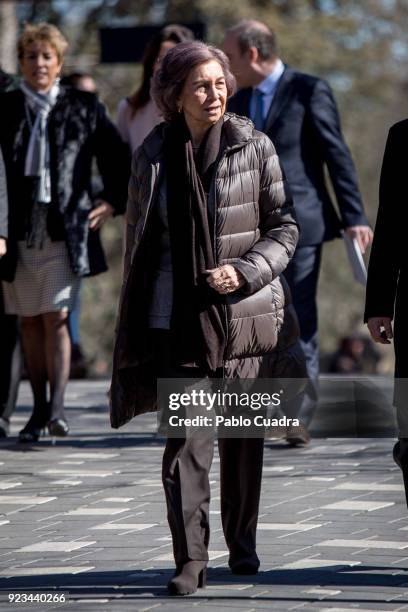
top-left (365, 120), bottom-right (408, 401)
top-left (0, 86), bottom-right (130, 281)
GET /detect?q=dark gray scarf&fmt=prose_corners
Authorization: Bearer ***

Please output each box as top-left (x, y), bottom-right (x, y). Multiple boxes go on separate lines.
top-left (165, 115), bottom-right (227, 372)
top-left (20, 80), bottom-right (60, 247)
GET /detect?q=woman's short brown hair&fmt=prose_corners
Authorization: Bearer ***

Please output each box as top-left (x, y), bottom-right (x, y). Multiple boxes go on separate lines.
top-left (18, 22), bottom-right (68, 62)
top-left (152, 41), bottom-right (236, 122)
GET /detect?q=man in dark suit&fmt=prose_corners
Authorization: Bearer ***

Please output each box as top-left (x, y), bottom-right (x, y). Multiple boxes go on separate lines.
top-left (224, 20), bottom-right (373, 441)
top-left (365, 120), bottom-right (408, 506)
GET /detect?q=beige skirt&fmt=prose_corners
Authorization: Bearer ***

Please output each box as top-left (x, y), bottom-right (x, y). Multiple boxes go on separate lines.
top-left (2, 238), bottom-right (80, 317)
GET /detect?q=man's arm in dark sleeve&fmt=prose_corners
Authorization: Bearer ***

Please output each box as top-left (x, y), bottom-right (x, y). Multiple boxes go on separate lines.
top-left (232, 136), bottom-right (299, 294)
top-left (309, 79), bottom-right (369, 228)
top-left (364, 125), bottom-right (402, 321)
top-left (92, 99), bottom-right (131, 216)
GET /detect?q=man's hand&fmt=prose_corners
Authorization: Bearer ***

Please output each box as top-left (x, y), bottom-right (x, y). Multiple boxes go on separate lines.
top-left (345, 225), bottom-right (373, 254)
top-left (367, 316), bottom-right (393, 344)
top-left (0, 237), bottom-right (7, 258)
top-left (88, 200), bottom-right (114, 231)
top-left (205, 264), bottom-right (245, 294)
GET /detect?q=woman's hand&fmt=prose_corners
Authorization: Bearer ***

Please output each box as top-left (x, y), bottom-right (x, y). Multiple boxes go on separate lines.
top-left (88, 200), bottom-right (114, 231)
top-left (0, 237), bottom-right (7, 258)
top-left (367, 316), bottom-right (393, 344)
top-left (205, 264), bottom-right (245, 294)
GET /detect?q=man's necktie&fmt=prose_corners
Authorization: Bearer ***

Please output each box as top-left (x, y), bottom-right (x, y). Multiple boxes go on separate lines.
top-left (253, 88), bottom-right (265, 131)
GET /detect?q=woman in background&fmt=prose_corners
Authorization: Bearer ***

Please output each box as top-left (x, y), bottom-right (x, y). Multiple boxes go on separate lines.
top-left (60, 71), bottom-right (98, 379)
top-left (0, 147), bottom-right (19, 438)
top-left (116, 24), bottom-right (194, 152)
top-left (0, 23), bottom-right (128, 442)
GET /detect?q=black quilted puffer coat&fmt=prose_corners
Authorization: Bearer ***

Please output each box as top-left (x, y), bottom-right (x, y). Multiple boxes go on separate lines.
top-left (110, 113), bottom-right (303, 428)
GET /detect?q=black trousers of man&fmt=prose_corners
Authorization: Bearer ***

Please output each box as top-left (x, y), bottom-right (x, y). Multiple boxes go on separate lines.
top-left (154, 330), bottom-right (263, 569)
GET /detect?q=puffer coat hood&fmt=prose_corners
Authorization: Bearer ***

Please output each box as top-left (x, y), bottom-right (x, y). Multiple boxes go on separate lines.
top-left (110, 113), bottom-right (302, 428)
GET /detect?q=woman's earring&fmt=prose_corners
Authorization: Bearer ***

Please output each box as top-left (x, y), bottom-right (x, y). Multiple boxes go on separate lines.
top-left (178, 105), bottom-right (182, 113)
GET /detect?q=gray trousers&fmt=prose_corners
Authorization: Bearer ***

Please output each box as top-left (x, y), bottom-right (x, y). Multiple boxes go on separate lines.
top-left (283, 244), bottom-right (322, 427)
top-left (162, 434), bottom-right (264, 565)
top-left (153, 330), bottom-right (264, 566)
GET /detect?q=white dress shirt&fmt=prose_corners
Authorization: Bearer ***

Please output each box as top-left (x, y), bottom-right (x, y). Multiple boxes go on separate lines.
top-left (249, 58), bottom-right (285, 123)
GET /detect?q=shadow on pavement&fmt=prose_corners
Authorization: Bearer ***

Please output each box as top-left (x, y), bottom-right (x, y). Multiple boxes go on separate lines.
top-left (1, 565), bottom-right (407, 598)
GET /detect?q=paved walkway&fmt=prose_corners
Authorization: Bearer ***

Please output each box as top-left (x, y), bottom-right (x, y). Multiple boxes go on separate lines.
top-left (0, 381), bottom-right (407, 611)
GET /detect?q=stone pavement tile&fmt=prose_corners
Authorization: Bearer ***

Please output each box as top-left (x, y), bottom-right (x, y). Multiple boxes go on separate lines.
top-left (0, 565), bottom-right (95, 577)
top-left (325, 587), bottom-right (408, 603)
top-left (334, 483), bottom-right (405, 492)
top-left (90, 523), bottom-right (158, 531)
top-left (258, 523), bottom-right (323, 532)
top-left (317, 540), bottom-right (408, 550)
top-left (302, 602), bottom-right (404, 612)
top-left (322, 501), bottom-right (396, 512)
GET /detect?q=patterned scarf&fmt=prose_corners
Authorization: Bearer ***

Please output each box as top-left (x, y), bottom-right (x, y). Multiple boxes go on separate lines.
top-left (20, 80), bottom-right (60, 247)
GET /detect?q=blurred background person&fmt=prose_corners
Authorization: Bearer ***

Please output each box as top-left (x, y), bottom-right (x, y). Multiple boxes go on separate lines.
top-left (224, 20), bottom-right (373, 442)
top-left (116, 23), bottom-right (194, 153)
top-left (0, 68), bottom-right (21, 438)
top-left (60, 70), bottom-right (97, 94)
top-left (0, 22), bottom-right (129, 442)
top-left (0, 147), bottom-right (19, 437)
top-left (327, 333), bottom-right (380, 375)
top-left (60, 70), bottom-right (98, 379)
top-left (365, 119), bottom-right (408, 506)
top-left (0, 66), bottom-right (18, 91)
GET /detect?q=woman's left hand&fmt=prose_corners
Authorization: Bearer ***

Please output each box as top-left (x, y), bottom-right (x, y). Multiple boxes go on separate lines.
top-left (88, 200), bottom-right (114, 231)
top-left (205, 264), bottom-right (245, 294)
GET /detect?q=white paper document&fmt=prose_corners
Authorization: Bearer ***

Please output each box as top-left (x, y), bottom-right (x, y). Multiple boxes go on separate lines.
top-left (342, 231), bottom-right (367, 286)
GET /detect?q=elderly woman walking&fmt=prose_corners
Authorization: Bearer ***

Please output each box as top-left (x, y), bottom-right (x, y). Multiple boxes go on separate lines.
top-left (0, 23), bottom-right (129, 442)
top-left (110, 41), bottom-right (304, 595)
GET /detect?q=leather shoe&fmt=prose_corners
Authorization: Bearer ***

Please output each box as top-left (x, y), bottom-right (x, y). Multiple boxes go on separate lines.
top-left (18, 414), bottom-right (48, 443)
top-left (264, 424), bottom-right (287, 440)
top-left (286, 423), bottom-right (310, 446)
top-left (48, 419), bottom-right (69, 437)
top-left (393, 439), bottom-right (408, 508)
top-left (229, 552), bottom-right (260, 575)
top-left (230, 560), bottom-right (259, 575)
top-left (0, 417), bottom-right (9, 438)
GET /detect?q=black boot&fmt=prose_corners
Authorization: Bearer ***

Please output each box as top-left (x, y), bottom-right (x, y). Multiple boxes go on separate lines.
top-left (0, 414), bottom-right (9, 438)
top-left (19, 415), bottom-right (46, 443)
top-left (167, 560), bottom-right (207, 595)
top-left (18, 403), bottom-right (51, 443)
